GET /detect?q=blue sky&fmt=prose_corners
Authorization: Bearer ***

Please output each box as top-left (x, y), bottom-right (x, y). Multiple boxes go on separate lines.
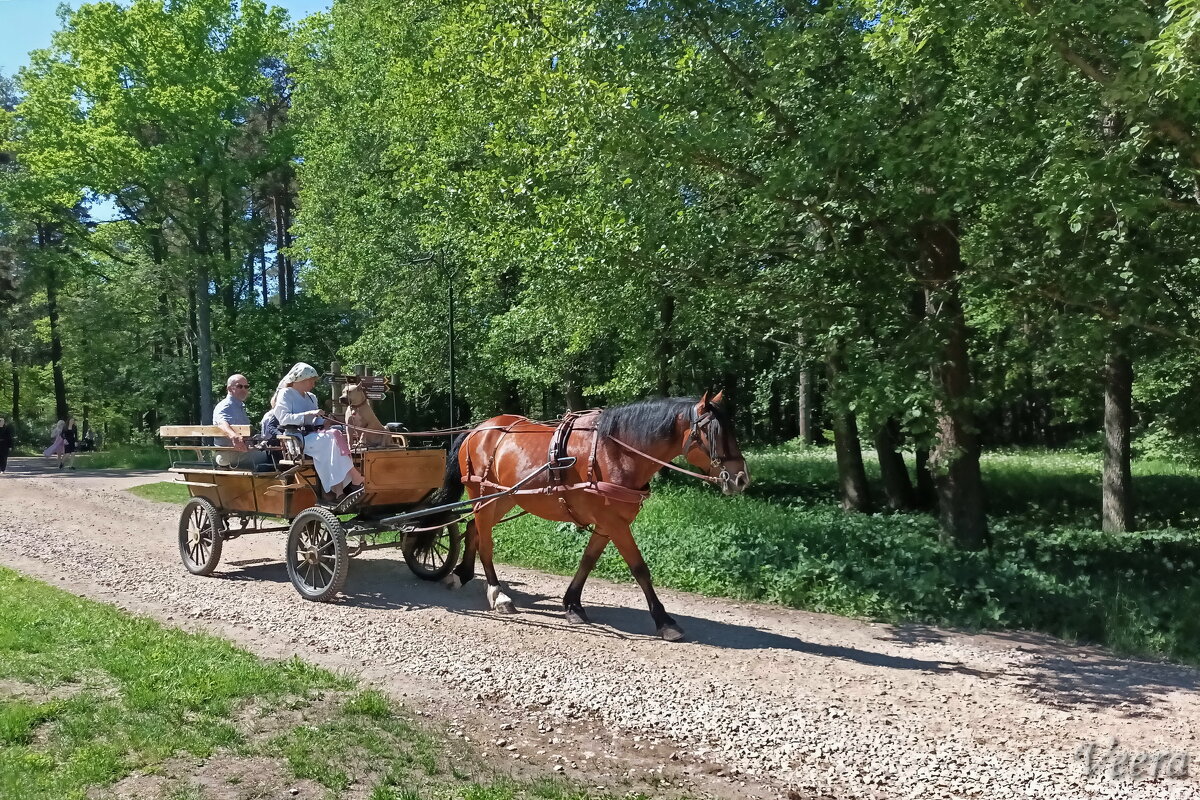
top-left (0, 0), bottom-right (332, 75)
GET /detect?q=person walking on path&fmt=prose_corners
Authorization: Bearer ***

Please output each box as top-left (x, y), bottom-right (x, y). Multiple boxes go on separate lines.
top-left (43, 420), bottom-right (66, 468)
top-left (0, 416), bottom-right (13, 474)
top-left (62, 417), bottom-right (78, 470)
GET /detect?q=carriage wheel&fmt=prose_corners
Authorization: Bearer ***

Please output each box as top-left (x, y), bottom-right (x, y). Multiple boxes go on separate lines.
top-left (286, 507), bottom-right (350, 602)
top-left (178, 498), bottom-right (224, 576)
top-left (402, 523), bottom-right (462, 581)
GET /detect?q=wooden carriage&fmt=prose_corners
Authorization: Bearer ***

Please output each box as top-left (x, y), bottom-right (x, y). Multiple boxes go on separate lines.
top-left (159, 423), bottom-right (461, 601)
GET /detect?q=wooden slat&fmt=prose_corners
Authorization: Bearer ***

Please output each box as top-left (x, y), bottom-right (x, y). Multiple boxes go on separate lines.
top-left (159, 425), bottom-right (251, 438)
top-left (164, 445), bottom-right (244, 452)
top-left (173, 480), bottom-right (220, 488)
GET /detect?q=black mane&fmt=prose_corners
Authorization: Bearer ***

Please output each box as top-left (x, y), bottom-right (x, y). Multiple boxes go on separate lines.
top-left (596, 397), bottom-right (698, 446)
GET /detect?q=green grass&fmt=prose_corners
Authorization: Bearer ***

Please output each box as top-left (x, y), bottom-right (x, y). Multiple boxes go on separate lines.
top-left (0, 567), bottom-right (649, 800)
top-left (124, 447), bottom-right (1200, 664)
top-left (492, 446), bottom-right (1200, 664)
top-left (127, 482), bottom-right (191, 504)
top-left (74, 445), bottom-right (170, 471)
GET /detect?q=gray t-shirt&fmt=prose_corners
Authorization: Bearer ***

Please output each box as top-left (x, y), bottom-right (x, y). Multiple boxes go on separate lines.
top-left (212, 394), bottom-right (251, 448)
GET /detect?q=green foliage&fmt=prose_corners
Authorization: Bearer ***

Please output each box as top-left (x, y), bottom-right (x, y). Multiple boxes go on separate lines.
top-left (0, 567), bottom-right (647, 800)
top-left (495, 450), bottom-right (1200, 663)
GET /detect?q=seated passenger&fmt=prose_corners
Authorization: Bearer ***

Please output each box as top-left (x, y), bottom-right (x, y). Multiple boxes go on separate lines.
top-left (271, 362), bottom-right (364, 508)
top-left (213, 374), bottom-right (268, 469)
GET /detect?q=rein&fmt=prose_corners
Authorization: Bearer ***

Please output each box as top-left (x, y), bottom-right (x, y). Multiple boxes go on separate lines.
top-left (608, 435), bottom-right (724, 486)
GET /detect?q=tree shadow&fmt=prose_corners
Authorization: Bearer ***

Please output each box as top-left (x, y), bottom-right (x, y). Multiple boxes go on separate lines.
top-left (985, 630), bottom-right (1200, 715)
top-left (876, 623), bottom-right (950, 647)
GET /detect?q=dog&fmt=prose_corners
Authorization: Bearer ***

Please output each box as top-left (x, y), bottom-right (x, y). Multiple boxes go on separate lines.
top-left (337, 383), bottom-right (392, 449)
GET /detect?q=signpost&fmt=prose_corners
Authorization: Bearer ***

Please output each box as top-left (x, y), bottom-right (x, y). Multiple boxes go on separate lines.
top-left (329, 364), bottom-right (392, 416)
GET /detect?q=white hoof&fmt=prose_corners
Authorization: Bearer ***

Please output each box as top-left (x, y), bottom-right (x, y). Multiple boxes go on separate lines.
top-left (487, 585), bottom-right (516, 613)
top-left (443, 573), bottom-right (462, 590)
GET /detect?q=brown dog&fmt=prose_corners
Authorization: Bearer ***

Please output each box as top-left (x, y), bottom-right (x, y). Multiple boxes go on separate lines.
top-left (338, 383), bottom-right (391, 449)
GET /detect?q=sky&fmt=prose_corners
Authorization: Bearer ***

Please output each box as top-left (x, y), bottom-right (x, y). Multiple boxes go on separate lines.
top-left (0, 0), bottom-right (332, 76)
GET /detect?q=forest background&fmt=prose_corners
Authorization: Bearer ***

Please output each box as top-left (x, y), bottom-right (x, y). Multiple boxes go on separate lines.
top-left (4, 0), bottom-right (1200, 555)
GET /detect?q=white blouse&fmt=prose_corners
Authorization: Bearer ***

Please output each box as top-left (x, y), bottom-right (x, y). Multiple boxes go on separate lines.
top-left (272, 387), bottom-right (323, 427)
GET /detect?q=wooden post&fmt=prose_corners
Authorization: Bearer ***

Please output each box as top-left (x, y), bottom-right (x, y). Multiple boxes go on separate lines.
top-left (331, 361), bottom-right (345, 417)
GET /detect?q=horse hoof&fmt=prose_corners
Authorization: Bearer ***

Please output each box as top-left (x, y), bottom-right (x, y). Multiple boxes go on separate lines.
top-left (495, 601), bottom-right (518, 615)
top-left (658, 624), bottom-right (685, 642)
top-left (565, 608), bottom-right (590, 625)
top-left (443, 574), bottom-right (462, 590)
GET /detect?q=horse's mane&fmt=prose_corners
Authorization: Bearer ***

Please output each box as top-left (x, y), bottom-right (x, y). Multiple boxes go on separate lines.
top-left (596, 397), bottom-right (699, 446)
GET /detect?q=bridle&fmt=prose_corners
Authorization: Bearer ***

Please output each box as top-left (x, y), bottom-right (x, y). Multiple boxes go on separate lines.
top-left (683, 409), bottom-right (733, 474)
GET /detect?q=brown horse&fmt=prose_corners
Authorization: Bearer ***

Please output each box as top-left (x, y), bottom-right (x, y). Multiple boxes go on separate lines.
top-left (416, 392), bottom-right (749, 641)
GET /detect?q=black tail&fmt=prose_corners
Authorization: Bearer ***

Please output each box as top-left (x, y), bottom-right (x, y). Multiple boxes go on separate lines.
top-left (408, 432), bottom-right (469, 555)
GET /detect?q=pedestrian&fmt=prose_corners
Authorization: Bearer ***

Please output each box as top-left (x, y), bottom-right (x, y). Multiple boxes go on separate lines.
top-left (43, 419), bottom-right (66, 468)
top-left (63, 416), bottom-right (78, 470)
top-left (0, 416), bottom-right (13, 474)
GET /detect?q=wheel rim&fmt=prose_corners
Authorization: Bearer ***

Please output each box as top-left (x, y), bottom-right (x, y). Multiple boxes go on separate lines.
top-left (186, 505), bottom-right (213, 566)
top-left (415, 528), bottom-right (453, 572)
top-left (293, 519), bottom-right (337, 592)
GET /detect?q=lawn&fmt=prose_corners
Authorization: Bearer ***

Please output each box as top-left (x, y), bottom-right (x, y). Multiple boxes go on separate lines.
top-left (0, 567), bottom-right (643, 800)
top-left (126, 447), bottom-right (1200, 664)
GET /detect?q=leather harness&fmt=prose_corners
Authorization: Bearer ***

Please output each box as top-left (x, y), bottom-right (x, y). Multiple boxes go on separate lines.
top-left (462, 412), bottom-right (652, 524)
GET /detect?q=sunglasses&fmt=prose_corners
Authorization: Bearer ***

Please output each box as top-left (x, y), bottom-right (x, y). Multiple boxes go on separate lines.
top-left (233, 384), bottom-right (250, 389)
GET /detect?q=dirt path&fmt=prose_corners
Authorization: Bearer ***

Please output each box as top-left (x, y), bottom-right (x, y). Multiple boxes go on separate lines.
top-left (1, 457), bottom-right (1198, 799)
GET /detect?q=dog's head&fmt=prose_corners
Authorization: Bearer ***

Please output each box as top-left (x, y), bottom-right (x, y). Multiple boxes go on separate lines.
top-left (338, 382), bottom-right (368, 408)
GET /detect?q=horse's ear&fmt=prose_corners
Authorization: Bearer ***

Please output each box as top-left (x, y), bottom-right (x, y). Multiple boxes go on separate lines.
top-left (698, 390), bottom-right (710, 410)
top-left (712, 389), bottom-right (725, 408)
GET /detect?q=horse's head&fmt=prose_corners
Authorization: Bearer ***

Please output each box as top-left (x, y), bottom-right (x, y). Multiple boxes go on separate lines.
top-left (683, 391), bottom-right (750, 496)
top-left (338, 382), bottom-right (367, 409)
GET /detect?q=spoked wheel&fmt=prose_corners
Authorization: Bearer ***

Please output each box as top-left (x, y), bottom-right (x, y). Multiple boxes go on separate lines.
top-left (286, 507), bottom-right (349, 602)
top-left (178, 498), bottom-right (224, 576)
top-left (402, 523), bottom-right (462, 581)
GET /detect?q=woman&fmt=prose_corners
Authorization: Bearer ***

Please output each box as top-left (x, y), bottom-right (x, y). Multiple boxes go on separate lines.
top-left (43, 419), bottom-right (66, 468)
top-left (0, 416), bottom-right (13, 474)
top-left (62, 417), bottom-right (78, 470)
top-left (271, 363), bottom-right (364, 508)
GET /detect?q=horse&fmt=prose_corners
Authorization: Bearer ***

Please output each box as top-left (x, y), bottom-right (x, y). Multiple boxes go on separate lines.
top-left (338, 383), bottom-right (392, 449)
top-left (412, 392), bottom-right (749, 641)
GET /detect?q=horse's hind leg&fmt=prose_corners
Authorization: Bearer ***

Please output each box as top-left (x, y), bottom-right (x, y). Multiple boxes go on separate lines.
top-left (563, 531), bottom-right (609, 625)
top-left (476, 510), bottom-right (517, 614)
top-left (445, 519), bottom-right (478, 589)
top-left (605, 524), bottom-right (683, 642)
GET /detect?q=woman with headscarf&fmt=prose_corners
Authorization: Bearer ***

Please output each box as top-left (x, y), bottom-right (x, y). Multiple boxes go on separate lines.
top-left (271, 363), bottom-right (365, 508)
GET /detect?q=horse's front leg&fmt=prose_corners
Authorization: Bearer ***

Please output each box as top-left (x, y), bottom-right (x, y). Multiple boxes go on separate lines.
top-left (563, 531), bottom-right (610, 625)
top-left (475, 505), bottom-right (517, 614)
top-left (604, 524), bottom-right (683, 642)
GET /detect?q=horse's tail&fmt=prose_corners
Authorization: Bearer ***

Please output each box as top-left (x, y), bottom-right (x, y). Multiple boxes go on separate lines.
top-left (407, 431), bottom-right (470, 556)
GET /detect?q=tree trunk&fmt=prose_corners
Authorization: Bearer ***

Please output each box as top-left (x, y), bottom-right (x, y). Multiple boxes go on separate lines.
top-left (194, 188), bottom-right (214, 425)
top-left (220, 190), bottom-right (236, 321)
top-left (9, 347), bottom-right (19, 422)
top-left (657, 294), bottom-right (675, 396)
top-left (38, 225), bottom-right (69, 422)
top-left (919, 221), bottom-right (988, 549)
top-left (797, 331), bottom-right (813, 444)
top-left (826, 356), bottom-right (871, 512)
top-left (1102, 345), bottom-right (1135, 532)
top-left (914, 448), bottom-right (937, 510)
top-left (875, 418), bottom-right (916, 510)
top-left (564, 376), bottom-right (585, 411)
top-left (273, 190), bottom-right (293, 304)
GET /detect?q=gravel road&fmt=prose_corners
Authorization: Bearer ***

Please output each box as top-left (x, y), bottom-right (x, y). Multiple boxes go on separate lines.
top-left (2, 458), bottom-right (1199, 799)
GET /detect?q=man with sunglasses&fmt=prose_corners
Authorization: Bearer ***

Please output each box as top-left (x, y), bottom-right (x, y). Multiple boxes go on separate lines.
top-left (213, 374), bottom-right (268, 469)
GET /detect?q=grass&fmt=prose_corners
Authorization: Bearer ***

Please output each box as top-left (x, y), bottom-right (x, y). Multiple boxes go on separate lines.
top-left (123, 447), bottom-right (1200, 664)
top-left (74, 445), bottom-right (171, 471)
top-left (0, 567), bottom-right (648, 800)
top-left (492, 446), bottom-right (1200, 664)
top-left (127, 482), bottom-right (191, 504)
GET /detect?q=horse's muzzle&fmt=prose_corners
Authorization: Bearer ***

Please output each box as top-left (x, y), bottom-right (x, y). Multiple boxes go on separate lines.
top-left (718, 469), bottom-right (750, 496)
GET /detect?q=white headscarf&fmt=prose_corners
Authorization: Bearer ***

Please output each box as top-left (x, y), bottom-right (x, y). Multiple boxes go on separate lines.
top-left (272, 362), bottom-right (319, 407)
